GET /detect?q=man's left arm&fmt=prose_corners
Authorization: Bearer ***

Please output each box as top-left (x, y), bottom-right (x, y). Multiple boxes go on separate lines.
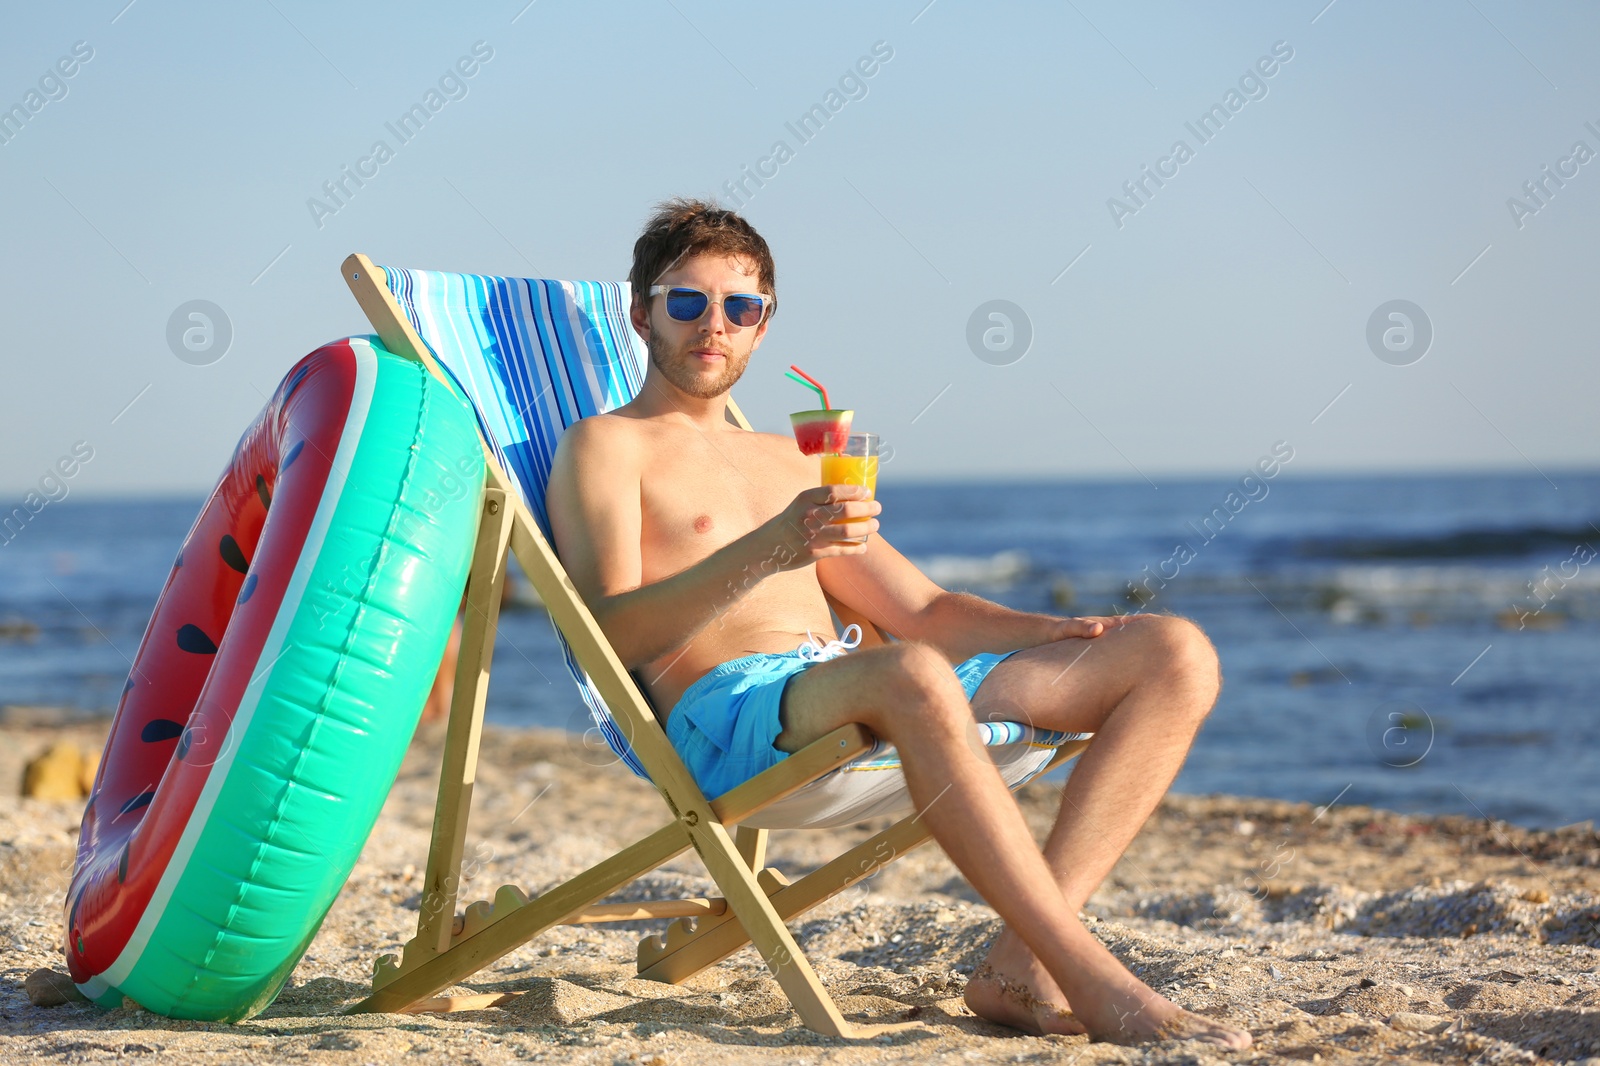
top-left (816, 535), bottom-right (1106, 662)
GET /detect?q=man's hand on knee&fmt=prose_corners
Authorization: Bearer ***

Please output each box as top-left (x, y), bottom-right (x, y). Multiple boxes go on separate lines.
top-left (1048, 616), bottom-right (1110, 641)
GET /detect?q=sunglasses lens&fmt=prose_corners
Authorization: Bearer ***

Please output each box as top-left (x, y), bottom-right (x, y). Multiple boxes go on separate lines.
top-left (664, 288), bottom-right (709, 321)
top-left (724, 295), bottom-right (765, 327)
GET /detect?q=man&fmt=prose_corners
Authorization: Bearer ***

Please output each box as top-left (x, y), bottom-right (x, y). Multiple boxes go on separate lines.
top-left (546, 199), bottom-right (1250, 1049)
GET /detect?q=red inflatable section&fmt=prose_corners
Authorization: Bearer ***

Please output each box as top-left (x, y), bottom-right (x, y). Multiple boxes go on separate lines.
top-left (67, 341), bottom-right (359, 980)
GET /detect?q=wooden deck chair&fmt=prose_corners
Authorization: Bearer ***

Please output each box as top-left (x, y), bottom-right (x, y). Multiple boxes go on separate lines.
top-left (338, 254), bottom-right (1093, 1038)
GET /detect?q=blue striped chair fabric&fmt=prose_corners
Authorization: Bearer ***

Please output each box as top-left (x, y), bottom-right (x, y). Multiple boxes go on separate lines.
top-left (377, 265), bottom-right (1088, 828)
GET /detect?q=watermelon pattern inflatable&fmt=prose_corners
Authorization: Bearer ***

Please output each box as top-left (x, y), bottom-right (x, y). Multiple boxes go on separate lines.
top-left (64, 335), bottom-right (483, 1021)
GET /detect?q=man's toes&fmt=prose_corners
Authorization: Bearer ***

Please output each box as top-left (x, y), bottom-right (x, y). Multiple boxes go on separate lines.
top-left (1156, 1010), bottom-right (1252, 1050)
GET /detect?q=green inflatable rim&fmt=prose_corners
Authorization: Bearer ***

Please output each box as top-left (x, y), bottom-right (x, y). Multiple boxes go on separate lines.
top-left (76, 336), bottom-right (482, 1020)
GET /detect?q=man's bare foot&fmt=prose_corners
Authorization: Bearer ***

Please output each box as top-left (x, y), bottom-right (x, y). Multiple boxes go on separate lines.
top-left (966, 927), bottom-right (1084, 1035)
top-left (1034, 972), bottom-right (1250, 1050)
top-left (964, 962), bottom-right (1086, 1037)
top-left (971, 927), bottom-right (1249, 1049)
top-left (1103, 1001), bottom-right (1253, 1050)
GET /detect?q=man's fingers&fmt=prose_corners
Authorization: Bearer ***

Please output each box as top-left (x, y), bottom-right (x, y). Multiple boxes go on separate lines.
top-left (801, 501), bottom-right (877, 529)
top-left (1055, 617), bottom-right (1107, 639)
top-left (815, 517), bottom-right (879, 544)
top-left (812, 484), bottom-right (871, 504)
top-left (814, 515), bottom-right (876, 535)
top-left (792, 492), bottom-right (879, 554)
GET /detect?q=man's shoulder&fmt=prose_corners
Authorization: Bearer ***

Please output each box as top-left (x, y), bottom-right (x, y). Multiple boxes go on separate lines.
top-left (559, 411), bottom-right (644, 455)
top-left (551, 413), bottom-right (648, 493)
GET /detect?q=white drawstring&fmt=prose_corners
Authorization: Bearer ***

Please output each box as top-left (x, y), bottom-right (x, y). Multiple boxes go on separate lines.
top-left (795, 623), bottom-right (863, 662)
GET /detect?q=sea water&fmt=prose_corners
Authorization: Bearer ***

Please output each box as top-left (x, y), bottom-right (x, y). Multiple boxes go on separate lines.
top-left (1, 471), bottom-right (1595, 828)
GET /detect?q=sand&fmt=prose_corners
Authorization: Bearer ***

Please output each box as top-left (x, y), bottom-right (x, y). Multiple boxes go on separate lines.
top-left (2, 716), bottom-right (1598, 1064)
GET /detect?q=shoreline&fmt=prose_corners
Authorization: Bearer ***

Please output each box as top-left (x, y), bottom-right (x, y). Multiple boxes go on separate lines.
top-left (1, 720), bottom-right (1597, 1063)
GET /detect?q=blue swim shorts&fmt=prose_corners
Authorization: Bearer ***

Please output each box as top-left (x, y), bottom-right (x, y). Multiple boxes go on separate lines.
top-left (665, 626), bottom-right (1021, 799)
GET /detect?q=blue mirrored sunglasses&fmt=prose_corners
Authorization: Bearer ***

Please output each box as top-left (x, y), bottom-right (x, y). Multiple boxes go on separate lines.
top-left (648, 285), bottom-right (771, 327)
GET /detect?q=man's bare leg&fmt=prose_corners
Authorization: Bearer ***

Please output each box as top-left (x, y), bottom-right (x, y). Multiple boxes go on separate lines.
top-left (777, 636), bottom-right (1248, 1049)
top-left (960, 614), bottom-right (1229, 1036)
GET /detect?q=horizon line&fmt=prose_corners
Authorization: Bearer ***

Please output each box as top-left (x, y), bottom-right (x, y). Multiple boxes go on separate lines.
top-left (24, 463), bottom-right (1600, 503)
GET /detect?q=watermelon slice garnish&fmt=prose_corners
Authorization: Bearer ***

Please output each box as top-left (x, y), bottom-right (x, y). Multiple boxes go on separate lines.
top-left (790, 409), bottom-right (854, 456)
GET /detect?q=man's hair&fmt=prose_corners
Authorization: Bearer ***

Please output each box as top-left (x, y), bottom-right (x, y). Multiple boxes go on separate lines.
top-left (629, 198), bottom-right (776, 320)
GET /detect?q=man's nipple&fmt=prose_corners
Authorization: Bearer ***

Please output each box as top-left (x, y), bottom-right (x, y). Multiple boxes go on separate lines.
top-left (693, 514), bottom-right (714, 534)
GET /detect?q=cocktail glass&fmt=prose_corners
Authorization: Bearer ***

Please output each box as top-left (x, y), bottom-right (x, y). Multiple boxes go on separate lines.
top-left (820, 432), bottom-right (879, 546)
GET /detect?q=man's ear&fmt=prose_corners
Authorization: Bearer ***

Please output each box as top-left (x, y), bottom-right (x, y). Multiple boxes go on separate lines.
top-left (629, 296), bottom-right (650, 342)
top-left (750, 318), bottom-right (769, 351)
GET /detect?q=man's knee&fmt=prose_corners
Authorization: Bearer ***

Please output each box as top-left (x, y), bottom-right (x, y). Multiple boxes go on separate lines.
top-left (1136, 615), bottom-right (1222, 700)
top-left (865, 642), bottom-right (969, 734)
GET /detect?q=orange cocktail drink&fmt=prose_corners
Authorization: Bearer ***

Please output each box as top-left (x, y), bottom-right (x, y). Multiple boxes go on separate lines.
top-left (821, 433), bottom-right (879, 545)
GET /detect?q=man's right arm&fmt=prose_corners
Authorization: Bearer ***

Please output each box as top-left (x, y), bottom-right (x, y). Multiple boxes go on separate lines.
top-left (545, 419), bottom-right (879, 670)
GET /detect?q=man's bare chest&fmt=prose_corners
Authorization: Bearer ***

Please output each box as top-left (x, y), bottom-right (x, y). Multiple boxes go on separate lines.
top-left (636, 433), bottom-right (805, 579)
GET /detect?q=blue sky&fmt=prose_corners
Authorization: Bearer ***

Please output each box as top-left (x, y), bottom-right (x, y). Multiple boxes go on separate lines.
top-left (2, 0), bottom-right (1596, 496)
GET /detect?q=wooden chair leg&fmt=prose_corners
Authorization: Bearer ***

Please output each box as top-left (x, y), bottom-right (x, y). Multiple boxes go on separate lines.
top-left (734, 825), bottom-right (766, 871)
top-left (681, 816), bottom-right (858, 1038)
top-left (353, 701), bottom-right (932, 1036)
top-left (640, 806), bottom-right (938, 985)
top-left (353, 821), bottom-right (691, 1014)
top-left (355, 817), bottom-right (914, 1038)
top-left (414, 486), bottom-right (512, 958)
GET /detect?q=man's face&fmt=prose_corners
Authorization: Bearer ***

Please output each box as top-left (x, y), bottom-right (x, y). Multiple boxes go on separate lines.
top-left (635, 252), bottom-right (769, 401)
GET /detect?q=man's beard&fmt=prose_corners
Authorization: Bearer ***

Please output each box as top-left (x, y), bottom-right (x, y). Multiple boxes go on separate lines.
top-left (646, 331), bottom-right (751, 400)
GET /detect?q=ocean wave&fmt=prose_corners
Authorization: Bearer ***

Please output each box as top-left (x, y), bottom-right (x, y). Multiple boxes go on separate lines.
top-left (1293, 521), bottom-right (1600, 560)
top-left (1055, 562), bottom-right (1600, 627)
top-left (909, 550), bottom-right (1030, 589)
top-left (1310, 564), bottom-right (1600, 609)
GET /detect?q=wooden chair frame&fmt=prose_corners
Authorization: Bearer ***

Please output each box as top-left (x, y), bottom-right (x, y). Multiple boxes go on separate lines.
top-left (338, 254), bottom-right (1090, 1037)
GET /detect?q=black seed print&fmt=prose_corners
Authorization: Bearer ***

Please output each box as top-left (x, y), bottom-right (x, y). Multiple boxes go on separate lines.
top-left (176, 625), bottom-right (217, 655)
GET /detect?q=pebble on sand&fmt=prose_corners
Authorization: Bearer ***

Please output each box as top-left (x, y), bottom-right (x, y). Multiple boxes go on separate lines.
top-left (25, 968), bottom-right (86, 1007)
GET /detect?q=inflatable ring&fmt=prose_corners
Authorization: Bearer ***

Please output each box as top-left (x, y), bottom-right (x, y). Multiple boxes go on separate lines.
top-left (65, 335), bottom-right (483, 1020)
